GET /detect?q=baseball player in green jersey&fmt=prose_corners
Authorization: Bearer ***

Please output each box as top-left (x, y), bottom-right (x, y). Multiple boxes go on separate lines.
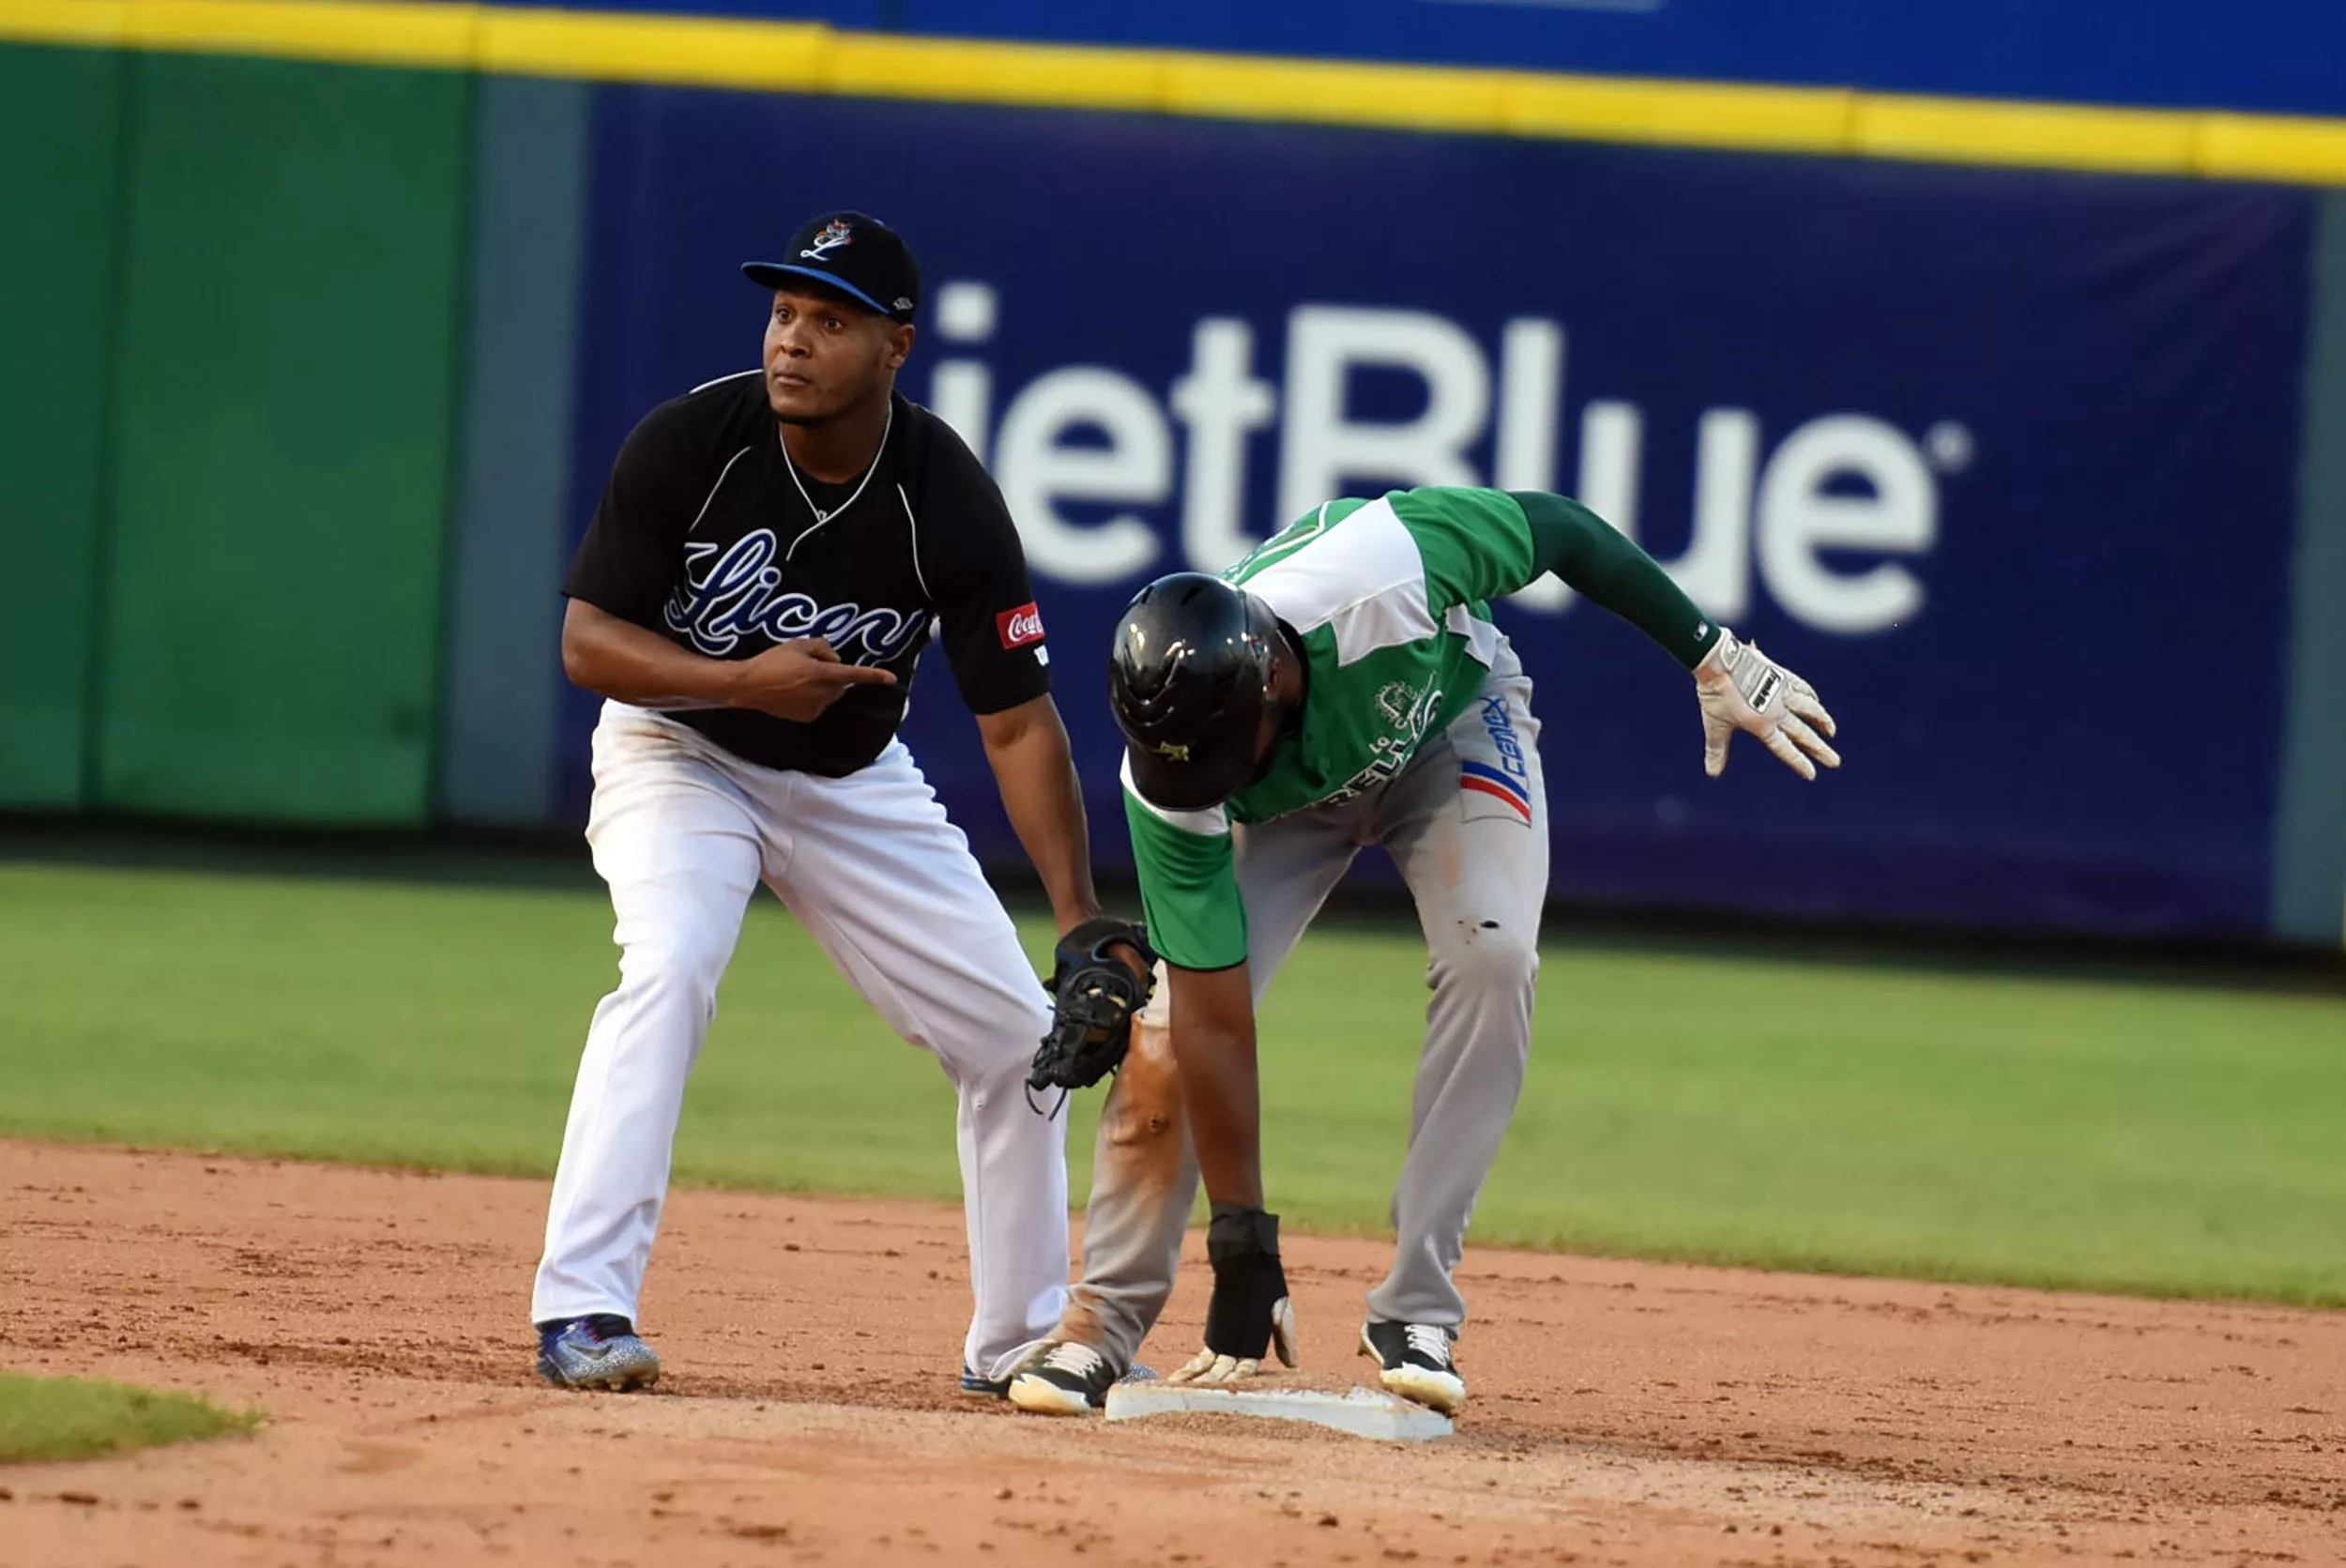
top-left (1006, 486), bottom-right (1837, 1417)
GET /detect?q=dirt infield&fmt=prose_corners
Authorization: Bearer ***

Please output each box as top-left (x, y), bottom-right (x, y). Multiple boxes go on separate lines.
top-left (2, 1142), bottom-right (2340, 1567)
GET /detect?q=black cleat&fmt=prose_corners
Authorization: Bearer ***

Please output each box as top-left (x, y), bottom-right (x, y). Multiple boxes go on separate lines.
top-left (1358, 1319), bottom-right (1465, 1414)
top-left (1007, 1342), bottom-right (1120, 1416)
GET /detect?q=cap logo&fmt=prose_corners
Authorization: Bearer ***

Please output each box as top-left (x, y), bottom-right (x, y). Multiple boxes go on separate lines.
top-left (1154, 742), bottom-right (1192, 762)
top-left (799, 220), bottom-right (854, 260)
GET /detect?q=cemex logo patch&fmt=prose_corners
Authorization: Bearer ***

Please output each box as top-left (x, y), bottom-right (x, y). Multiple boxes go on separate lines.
top-left (1459, 694), bottom-right (1533, 824)
top-left (1460, 762), bottom-right (1532, 823)
top-left (997, 602), bottom-right (1045, 649)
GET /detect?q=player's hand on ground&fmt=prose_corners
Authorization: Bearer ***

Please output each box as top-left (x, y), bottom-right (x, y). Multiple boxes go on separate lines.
top-left (1170, 1296), bottom-right (1297, 1386)
top-left (726, 637), bottom-right (898, 723)
top-left (1694, 630), bottom-right (1840, 781)
top-left (1169, 1205), bottom-right (1299, 1386)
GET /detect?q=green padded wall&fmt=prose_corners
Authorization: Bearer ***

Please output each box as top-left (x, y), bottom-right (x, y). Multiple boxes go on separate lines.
top-left (438, 76), bottom-right (590, 827)
top-left (97, 53), bottom-right (471, 822)
top-left (0, 45), bottom-right (128, 807)
top-left (2273, 190), bottom-right (2346, 946)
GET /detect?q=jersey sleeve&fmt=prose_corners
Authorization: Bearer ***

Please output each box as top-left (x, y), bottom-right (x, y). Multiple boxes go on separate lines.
top-left (1383, 487), bottom-right (1546, 616)
top-left (1121, 754), bottom-right (1247, 971)
top-left (916, 420), bottom-right (1054, 716)
top-left (562, 398), bottom-right (703, 629)
top-left (1509, 490), bottom-right (1722, 668)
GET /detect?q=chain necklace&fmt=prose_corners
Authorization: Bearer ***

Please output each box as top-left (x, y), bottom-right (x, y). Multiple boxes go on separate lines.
top-left (781, 399), bottom-right (892, 525)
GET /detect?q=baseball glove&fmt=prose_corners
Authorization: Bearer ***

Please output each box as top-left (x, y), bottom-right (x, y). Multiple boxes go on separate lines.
top-left (1027, 917), bottom-right (1157, 1114)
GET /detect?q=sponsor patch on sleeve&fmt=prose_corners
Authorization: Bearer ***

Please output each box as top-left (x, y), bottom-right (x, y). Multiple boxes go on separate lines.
top-left (997, 602), bottom-right (1045, 649)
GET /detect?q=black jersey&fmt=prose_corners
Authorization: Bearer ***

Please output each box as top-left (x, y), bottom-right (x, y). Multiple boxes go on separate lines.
top-left (564, 375), bottom-right (1051, 776)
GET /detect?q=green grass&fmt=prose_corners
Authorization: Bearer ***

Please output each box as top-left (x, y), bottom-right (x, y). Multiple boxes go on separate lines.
top-left (0, 1372), bottom-right (256, 1464)
top-left (3, 861), bottom-right (2342, 1305)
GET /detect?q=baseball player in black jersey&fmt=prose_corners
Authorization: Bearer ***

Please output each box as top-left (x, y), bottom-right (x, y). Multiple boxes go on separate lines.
top-left (534, 211), bottom-right (1104, 1395)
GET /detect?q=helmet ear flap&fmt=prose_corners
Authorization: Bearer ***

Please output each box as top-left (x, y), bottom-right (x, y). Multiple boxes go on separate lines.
top-left (1242, 591), bottom-right (1283, 685)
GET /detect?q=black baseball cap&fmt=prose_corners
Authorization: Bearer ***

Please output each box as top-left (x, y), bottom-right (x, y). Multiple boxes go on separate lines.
top-left (741, 210), bottom-right (920, 324)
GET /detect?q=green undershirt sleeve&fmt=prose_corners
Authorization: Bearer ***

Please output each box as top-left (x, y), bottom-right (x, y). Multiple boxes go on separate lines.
top-left (1509, 491), bottom-right (1725, 670)
top-left (1124, 787), bottom-right (1249, 971)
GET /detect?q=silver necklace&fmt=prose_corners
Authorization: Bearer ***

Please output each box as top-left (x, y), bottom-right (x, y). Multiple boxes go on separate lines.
top-left (781, 400), bottom-right (891, 525)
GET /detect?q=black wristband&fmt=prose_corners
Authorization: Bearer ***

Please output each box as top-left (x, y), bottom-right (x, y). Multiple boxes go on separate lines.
top-left (1202, 1205), bottom-right (1287, 1360)
top-left (1207, 1203), bottom-right (1280, 1263)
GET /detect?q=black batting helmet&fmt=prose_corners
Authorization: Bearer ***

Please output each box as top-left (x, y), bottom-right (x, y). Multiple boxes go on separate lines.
top-left (1110, 572), bottom-right (1284, 812)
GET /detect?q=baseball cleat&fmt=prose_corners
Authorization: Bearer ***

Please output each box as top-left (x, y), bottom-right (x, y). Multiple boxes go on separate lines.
top-left (1008, 1341), bottom-right (1120, 1415)
top-left (958, 1366), bottom-right (1010, 1399)
top-left (1358, 1319), bottom-right (1466, 1414)
top-left (537, 1315), bottom-right (662, 1392)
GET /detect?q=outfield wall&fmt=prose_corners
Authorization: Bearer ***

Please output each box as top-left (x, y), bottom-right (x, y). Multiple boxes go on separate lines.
top-left (2, 15), bottom-right (2342, 946)
top-left (514, 0), bottom-right (2346, 118)
top-left (0, 45), bottom-right (470, 824)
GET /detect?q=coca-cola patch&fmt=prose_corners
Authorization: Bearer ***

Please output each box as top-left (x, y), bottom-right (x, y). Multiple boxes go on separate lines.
top-left (997, 602), bottom-right (1045, 649)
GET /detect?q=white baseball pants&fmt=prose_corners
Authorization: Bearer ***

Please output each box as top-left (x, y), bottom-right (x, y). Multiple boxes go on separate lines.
top-left (531, 702), bottom-right (1070, 1379)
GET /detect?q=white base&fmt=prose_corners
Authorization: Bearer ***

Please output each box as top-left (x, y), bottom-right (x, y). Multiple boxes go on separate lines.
top-left (1101, 1381), bottom-right (1454, 1441)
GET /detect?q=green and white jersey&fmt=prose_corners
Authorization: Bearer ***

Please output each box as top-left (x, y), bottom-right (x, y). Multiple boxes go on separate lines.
top-left (1123, 487), bottom-right (1548, 970)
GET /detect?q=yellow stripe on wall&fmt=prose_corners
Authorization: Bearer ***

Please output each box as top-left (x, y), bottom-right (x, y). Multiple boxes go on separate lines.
top-left (4, 0), bottom-right (2343, 187)
top-left (479, 8), bottom-right (825, 93)
top-left (2200, 114), bottom-right (2346, 186)
top-left (823, 33), bottom-right (1170, 114)
top-left (6, 0), bottom-right (135, 46)
top-left (1505, 72), bottom-right (1853, 156)
top-left (135, 0), bottom-right (476, 68)
top-left (1854, 95), bottom-right (2199, 175)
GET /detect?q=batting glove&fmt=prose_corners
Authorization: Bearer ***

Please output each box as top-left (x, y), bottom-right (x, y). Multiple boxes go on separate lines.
top-left (1695, 630), bottom-right (1841, 782)
top-left (1168, 1205), bottom-right (1298, 1387)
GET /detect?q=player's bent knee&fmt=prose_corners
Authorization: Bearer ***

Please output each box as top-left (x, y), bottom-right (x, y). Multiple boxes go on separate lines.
top-left (1103, 1083), bottom-right (1182, 1149)
top-left (615, 941), bottom-right (731, 1012)
top-left (1427, 920), bottom-right (1540, 994)
top-left (1102, 1019), bottom-right (1182, 1148)
top-left (959, 998), bottom-right (1057, 1080)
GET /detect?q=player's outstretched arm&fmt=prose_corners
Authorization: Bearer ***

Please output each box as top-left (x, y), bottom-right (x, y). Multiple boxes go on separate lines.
top-left (1162, 965), bottom-right (1298, 1387)
top-left (975, 694), bottom-right (1103, 934)
top-left (1505, 493), bottom-right (1843, 782)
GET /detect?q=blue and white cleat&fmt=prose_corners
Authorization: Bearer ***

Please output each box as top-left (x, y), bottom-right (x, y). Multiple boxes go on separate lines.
top-left (537, 1315), bottom-right (663, 1392)
top-left (958, 1366), bottom-right (1010, 1399)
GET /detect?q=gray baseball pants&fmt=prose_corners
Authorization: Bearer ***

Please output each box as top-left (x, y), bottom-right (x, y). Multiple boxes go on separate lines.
top-left (1057, 643), bottom-right (1548, 1368)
